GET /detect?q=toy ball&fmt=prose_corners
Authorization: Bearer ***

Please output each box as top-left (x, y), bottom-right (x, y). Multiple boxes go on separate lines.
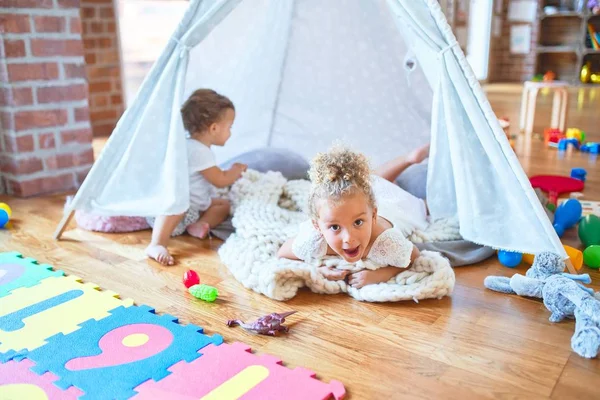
top-left (583, 246), bottom-right (600, 269)
top-left (554, 199), bottom-right (582, 230)
top-left (183, 269), bottom-right (200, 288)
top-left (553, 223), bottom-right (565, 238)
top-left (0, 203), bottom-right (11, 218)
top-left (0, 209), bottom-right (9, 229)
top-left (578, 215), bottom-right (600, 248)
top-left (498, 250), bottom-right (523, 268)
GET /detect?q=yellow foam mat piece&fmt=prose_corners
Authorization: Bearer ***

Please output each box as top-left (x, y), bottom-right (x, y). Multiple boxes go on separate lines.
top-left (0, 275), bottom-right (134, 354)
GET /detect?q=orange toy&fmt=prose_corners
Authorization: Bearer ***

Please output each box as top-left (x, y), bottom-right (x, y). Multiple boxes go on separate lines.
top-left (543, 71), bottom-right (556, 82)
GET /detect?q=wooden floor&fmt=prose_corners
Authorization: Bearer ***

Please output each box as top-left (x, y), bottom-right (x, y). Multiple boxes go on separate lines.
top-left (2, 84), bottom-right (600, 399)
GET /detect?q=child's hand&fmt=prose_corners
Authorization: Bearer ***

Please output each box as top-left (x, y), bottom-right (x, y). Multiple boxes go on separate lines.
top-left (318, 266), bottom-right (349, 281)
top-left (230, 163), bottom-right (247, 178)
top-left (348, 267), bottom-right (400, 289)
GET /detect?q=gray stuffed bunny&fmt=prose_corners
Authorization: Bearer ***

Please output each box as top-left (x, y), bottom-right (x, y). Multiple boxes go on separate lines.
top-left (484, 252), bottom-right (600, 358)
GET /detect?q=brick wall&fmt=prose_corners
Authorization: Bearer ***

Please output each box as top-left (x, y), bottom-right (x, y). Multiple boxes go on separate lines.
top-left (488, 0), bottom-right (540, 82)
top-left (0, 0), bottom-right (94, 197)
top-left (80, 0), bottom-right (124, 137)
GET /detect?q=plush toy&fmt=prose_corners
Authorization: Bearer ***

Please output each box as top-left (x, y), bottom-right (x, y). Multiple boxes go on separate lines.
top-left (484, 252), bottom-right (600, 358)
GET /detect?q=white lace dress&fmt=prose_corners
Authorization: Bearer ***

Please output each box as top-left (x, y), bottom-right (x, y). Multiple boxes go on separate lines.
top-left (292, 220), bottom-right (414, 269)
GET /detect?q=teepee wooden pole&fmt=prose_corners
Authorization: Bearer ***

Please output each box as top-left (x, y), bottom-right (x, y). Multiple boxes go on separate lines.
top-left (565, 258), bottom-right (578, 275)
top-left (54, 209), bottom-right (74, 240)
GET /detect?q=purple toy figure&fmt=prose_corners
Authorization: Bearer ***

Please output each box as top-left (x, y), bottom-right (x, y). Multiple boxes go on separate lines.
top-left (227, 311), bottom-right (297, 336)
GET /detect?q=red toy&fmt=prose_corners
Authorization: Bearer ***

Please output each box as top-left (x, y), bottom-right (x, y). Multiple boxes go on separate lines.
top-left (183, 270), bottom-right (200, 288)
top-left (530, 175), bottom-right (584, 207)
top-left (544, 128), bottom-right (565, 144)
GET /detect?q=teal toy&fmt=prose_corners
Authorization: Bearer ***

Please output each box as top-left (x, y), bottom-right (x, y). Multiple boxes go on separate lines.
top-left (188, 284), bottom-right (218, 302)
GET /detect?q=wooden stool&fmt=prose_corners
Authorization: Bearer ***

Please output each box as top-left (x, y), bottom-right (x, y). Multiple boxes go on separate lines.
top-left (519, 81), bottom-right (569, 138)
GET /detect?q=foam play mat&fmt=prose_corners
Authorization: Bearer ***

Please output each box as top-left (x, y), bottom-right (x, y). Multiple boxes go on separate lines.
top-left (0, 252), bottom-right (346, 399)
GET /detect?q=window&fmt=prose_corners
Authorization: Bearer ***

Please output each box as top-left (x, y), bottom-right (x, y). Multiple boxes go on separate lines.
top-left (116, 0), bottom-right (188, 105)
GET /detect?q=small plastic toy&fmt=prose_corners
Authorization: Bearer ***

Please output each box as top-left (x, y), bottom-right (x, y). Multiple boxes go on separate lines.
top-left (566, 128), bottom-right (586, 142)
top-left (183, 269), bottom-right (200, 288)
top-left (580, 142), bottom-right (600, 154)
top-left (530, 175), bottom-right (584, 208)
top-left (583, 245), bottom-right (600, 269)
top-left (522, 245), bottom-right (583, 271)
top-left (553, 198), bottom-right (583, 237)
top-left (532, 74), bottom-right (544, 82)
top-left (579, 215), bottom-right (600, 247)
top-left (571, 168), bottom-right (587, 182)
top-left (498, 250), bottom-right (523, 268)
top-left (0, 202), bottom-right (11, 228)
top-left (558, 138), bottom-right (580, 151)
top-left (543, 71), bottom-right (556, 82)
top-left (544, 128), bottom-right (565, 144)
top-left (188, 284), bottom-right (218, 302)
top-left (227, 311), bottom-right (296, 336)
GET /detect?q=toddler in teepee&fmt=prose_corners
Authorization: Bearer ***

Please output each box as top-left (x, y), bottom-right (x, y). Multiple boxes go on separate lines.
top-left (146, 89), bottom-right (247, 265)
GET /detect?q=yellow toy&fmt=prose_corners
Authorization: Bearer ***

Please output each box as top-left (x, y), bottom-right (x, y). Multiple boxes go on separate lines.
top-left (0, 202), bottom-right (11, 217)
top-left (0, 202), bottom-right (11, 229)
top-left (522, 245), bottom-right (583, 271)
top-left (565, 128), bottom-right (586, 143)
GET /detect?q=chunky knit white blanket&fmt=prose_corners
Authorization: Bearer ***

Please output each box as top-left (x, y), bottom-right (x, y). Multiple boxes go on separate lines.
top-left (218, 170), bottom-right (458, 302)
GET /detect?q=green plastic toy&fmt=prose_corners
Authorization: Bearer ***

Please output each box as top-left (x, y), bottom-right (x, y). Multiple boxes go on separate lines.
top-left (578, 215), bottom-right (600, 248)
top-left (188, 284), bottom-right (218, 302)
top-left (583, 245), bottom-right (600, 269)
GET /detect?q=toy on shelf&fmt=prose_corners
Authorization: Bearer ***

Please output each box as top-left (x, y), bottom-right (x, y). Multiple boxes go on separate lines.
top-left (553, 199), bottom-right (583, 237)
top-left (188, 284), bottom-right (218, 302)
top-left (227, 311), bottom-right (296, 336)
top-left (530, 175), bottom-right (585, 208)
top-left (183, 269), bottom-right (200, 288)
top-left (498, 250), bottom-right (523, 268)
top-left (571, 168), bottom-right (587, 182)
top-left (532, 74), bottom-right (544, 82)
top-left (579, 215), bottom-right (600, 248)
top-left (543, 71), bottom-right (556, 82)
top-left (583, 245), bottom-right (600, 269)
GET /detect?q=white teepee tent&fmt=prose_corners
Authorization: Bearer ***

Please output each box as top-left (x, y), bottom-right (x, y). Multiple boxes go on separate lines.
top-left (56, 0), bottom-right (570, 266)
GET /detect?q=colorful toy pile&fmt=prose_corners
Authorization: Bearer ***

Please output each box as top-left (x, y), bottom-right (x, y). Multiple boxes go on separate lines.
top-left (0, 252), bottom-right (346, 399)
top-left (544, 127), bottom-right (599, 153)
top-left (497, 198), bottom-right (600, 270)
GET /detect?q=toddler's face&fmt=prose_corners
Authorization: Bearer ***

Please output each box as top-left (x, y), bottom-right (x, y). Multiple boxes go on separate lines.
top-left (211, 108), bottom-right (235, 146)
top-left (314, 192), bottom-right (376, 263)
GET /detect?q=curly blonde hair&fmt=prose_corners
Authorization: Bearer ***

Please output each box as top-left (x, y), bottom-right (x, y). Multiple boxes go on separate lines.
top-left (307, 145), bottom-right (376, 219)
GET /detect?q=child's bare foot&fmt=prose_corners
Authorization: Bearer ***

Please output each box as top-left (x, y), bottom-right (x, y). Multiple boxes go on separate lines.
top-left (406, 143), bottom-right (430, 165)
top-left (186, 221), bottom-right (210, 239)
top-left (145, 244), bottom-right (174, 266)
top-left (318, 266), bottom-right (350, 281)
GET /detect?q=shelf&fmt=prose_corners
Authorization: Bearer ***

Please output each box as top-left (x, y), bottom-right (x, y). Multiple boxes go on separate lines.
top-left (537, 45), bottom-right (579, 53)
top-left (583, 49), bottom-right (600, 55)
top-left (542, 11), bottom-right (585, 19)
